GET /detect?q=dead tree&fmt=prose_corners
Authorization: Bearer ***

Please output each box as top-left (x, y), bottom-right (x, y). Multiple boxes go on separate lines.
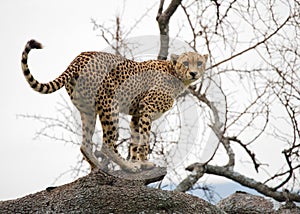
top-left (174, 0), bottom-right (300, 203)
top-left (17, 0), bottom-right (300, 206)
top-left (0, 169), bottom-right (224, 213)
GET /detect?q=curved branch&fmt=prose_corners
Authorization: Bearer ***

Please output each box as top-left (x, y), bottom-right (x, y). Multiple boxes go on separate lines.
top-left (272, 150), bottom-right (294, 190)
top-left (207, 16), bottom-right (291, 70)
top-left (186, 163), bottom-right (300, 203)
top-left (228, 136), bottom-right (261, 172)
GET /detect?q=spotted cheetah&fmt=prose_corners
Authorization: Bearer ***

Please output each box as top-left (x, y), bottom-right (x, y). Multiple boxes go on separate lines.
top-left (21, 40), bottom-right (208, 172)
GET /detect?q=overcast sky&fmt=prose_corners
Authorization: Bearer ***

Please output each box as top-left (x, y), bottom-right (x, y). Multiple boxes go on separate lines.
top-left (0, 0), bottom-right (293, 201)
top-left (0, 0), bottom-right (164, 200)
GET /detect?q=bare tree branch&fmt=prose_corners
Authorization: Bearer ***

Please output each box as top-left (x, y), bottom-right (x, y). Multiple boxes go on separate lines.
top-left (186, 163), bottom-right (300, 202)
top-left (156, 0), bottom-right (182, 59)
top-left (207, 15), bottom-right (291, 70)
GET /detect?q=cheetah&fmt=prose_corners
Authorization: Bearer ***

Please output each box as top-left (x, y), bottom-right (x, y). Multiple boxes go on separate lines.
top-left (21, 40), bottom-right (208, 172)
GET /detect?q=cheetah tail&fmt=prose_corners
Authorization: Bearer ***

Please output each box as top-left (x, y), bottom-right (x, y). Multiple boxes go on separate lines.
top-left (21, 40), bottom-right (70, 94)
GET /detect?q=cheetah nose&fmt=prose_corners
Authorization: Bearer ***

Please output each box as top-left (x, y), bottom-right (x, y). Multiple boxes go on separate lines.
top-left (189, 71), bottom-right (198, 78)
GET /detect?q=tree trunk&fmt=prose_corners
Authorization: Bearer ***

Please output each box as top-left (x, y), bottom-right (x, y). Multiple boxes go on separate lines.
top-left (0, 168), bottom-right (224, 213)
top-left (156, 0), bottom-right (182, 60)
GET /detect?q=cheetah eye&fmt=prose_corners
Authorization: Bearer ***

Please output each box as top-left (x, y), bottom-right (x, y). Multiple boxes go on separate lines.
top-left (197, 61), bottom-right (203, 68)
top-left (182, 61), bottom-right (189, 68)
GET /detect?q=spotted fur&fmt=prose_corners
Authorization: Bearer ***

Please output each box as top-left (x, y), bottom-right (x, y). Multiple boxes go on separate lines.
top-left (21, 39), bottom-right (208, 172)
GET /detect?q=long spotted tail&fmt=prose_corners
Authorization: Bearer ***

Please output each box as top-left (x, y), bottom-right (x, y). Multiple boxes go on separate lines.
top-left (21, 40), bottom-right (70, 94)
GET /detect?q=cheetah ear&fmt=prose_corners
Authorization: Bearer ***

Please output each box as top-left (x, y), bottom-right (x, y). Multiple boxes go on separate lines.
top-left (203, 54), bottom-right (209, 62)
top-left (170, 54), bottom-right (179, 65)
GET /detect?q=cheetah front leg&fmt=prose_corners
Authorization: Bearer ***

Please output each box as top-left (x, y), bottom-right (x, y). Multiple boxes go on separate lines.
top-left (129, 116), bottom-right (155, 170)
top-left (99, 102), bottom-right (142, 172)
top-left (129, 93), bottom-right (174, 169)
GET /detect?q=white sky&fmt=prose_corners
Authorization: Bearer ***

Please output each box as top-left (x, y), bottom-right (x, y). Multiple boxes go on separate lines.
top-left (0, 0), bottom-right (295, 201)
top-left (0, 0), bottom-right (162, 200)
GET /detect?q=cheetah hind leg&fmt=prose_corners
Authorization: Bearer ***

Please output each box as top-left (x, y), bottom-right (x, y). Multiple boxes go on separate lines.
top-left (80, 112), bottom-right (104, 171)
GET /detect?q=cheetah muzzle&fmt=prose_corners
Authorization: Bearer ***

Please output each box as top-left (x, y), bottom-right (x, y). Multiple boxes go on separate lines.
top-left (21, 39), bottom-right (208, 173)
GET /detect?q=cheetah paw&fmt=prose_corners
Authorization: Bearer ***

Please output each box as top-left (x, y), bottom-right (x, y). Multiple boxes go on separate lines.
top-left (121, 161), bottom-right (143, 173)
top-left (127, 160), bottom-right (156, 171)
top-left (140, 161), bottom-right (156, 170)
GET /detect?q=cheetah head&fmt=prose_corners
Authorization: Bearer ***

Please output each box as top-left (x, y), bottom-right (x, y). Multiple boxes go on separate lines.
top-left (171, 52), bottom-right (208, 85)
